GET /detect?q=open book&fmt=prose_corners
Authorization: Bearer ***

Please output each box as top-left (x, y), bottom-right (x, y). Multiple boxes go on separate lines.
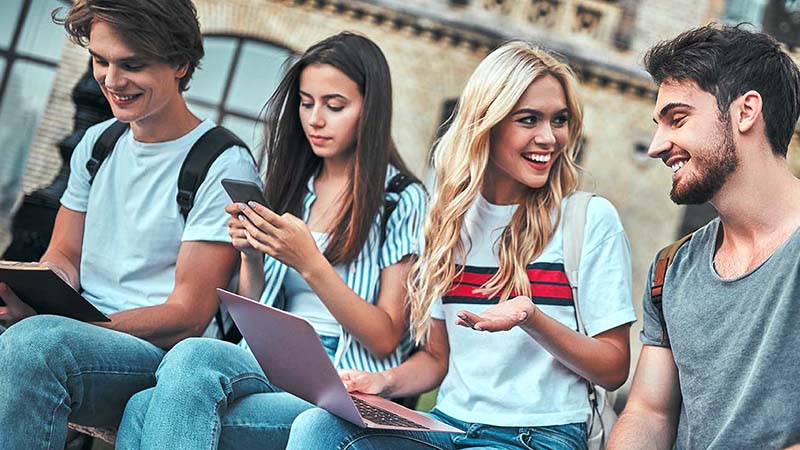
top-left (0, 261), bottom-right (109, 322)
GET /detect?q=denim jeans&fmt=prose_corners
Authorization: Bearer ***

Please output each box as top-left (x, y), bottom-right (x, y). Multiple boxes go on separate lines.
top-left (117, 335), bottom-right (339, 450)
top-left (0, 315), bottom-right (166, 450)
top-left (287, 407), bottom-right (588, 450)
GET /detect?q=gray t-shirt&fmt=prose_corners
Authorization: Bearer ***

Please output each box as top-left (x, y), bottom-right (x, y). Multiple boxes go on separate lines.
top-left (641, 218), bottom-right (800, 450)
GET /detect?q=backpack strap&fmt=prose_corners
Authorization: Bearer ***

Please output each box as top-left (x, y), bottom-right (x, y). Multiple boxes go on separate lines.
top-left (177, 126), bottom-right (249, 221)
top-left (87, 120), bottom-right (130, 185)
top-left (562, 191), bottom-right (594, 335)
top-left (380, 173), bottom-right (416, 244)
top-left (650, 232), bottom-right (693, 345)
top-left (175, 125), bottom-right (250, 344)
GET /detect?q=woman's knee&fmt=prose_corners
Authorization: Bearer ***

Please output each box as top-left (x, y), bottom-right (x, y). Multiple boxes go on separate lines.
top-left (288, 408), bottom-right (357, 449)
top-left (156, 338), bottom-right (241, 378)
top-left (116, 388), bottom-right (154, 449)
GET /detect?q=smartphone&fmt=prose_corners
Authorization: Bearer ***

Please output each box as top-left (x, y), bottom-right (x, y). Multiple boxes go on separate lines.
top-left (221, 178), bottom-right (269, 208)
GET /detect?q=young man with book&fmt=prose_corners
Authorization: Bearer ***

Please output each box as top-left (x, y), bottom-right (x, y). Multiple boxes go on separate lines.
top-left (0, 1), bottom-right (259, 448)
top-left (608, 24), bottom-right (800, 450)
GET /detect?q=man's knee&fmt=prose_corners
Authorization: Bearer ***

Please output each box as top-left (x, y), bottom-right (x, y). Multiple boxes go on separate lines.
top-left (0, 315), bottom-right (81, 375)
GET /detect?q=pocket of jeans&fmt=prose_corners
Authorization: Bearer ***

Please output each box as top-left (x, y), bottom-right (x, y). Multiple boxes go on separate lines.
top-left (528, 424), bottom-right (587, 450)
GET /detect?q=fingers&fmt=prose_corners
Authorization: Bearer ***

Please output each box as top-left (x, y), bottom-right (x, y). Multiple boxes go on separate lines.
top-left (456, 310), bottom-right (481, 328)
top-left (0, 282), bottom-right (23, 308)
top-left (245, 201), bottom-right (283, 227)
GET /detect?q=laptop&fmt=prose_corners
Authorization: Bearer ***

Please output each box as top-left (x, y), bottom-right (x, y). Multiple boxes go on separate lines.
top-left (217, 288), bottom-right (463, 433)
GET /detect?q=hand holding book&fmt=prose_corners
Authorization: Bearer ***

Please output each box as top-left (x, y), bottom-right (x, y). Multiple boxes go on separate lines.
top-left (0, 261), bottom-right (109, 325)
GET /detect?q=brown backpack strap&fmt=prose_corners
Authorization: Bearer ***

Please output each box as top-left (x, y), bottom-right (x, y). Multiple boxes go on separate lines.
top-left (650, 233), bottom-right (693, 344)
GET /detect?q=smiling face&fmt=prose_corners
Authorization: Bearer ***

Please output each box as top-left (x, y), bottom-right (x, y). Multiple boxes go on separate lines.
top-left (298, 63), bottom-right (363, 164)
top-left (649, 79), bottom-right (738, 204)
top-left (89, 21), bottom-right (187, 131)
top-left (483, 74), bottom-right (570, 204)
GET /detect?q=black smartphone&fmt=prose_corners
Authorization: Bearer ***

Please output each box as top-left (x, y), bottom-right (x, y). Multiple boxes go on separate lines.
top-left (221, 178), bottom-right (269, 208)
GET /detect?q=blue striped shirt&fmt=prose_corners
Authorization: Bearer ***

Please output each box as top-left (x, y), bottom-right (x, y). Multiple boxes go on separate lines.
top-left (241, 165), bottom-right (427, 373)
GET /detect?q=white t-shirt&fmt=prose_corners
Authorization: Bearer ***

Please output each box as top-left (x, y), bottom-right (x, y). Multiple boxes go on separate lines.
top-left (61, 118), bottom-right (260, 314)
top-left (284, 231), bottom-right (345, 337)
top-left (431, 193), bottom-right (635, 427)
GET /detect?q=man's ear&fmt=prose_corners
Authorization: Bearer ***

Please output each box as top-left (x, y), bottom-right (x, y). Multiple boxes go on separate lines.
top-left (175, 62), bottom-right (189, 79)
top-left (734, 90), bottom-right (763, 134)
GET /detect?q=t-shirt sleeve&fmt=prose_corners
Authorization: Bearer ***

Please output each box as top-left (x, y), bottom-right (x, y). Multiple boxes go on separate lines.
top-left (640, 258), bottom-right (670, 347)
top-left (60, 119), bottom-right (117, 212)
top-left (182, 145), bottom-right (261, 242)
top-left (576, 197), bottom-right (637, 336)
top-left (431, 297), bottom-right (445, 320)
top-left (379, 182), bottom-right (428, 268)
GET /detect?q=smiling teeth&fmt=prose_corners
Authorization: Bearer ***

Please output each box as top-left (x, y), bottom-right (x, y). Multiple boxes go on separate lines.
top-left (524, 153), bottom-right (551, 163)
top-left (113, 94), bottom-right (136, 101)
top-left (671, 161), bottom-right (685, 173)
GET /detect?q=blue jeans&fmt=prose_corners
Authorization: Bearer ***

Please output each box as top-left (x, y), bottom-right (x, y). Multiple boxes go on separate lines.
top-left (0, 315), bottom-right (165, 450)
top-left (117, 335), bottom-right (339, 450)
top-left (287, 408), bottom-right (588, 450)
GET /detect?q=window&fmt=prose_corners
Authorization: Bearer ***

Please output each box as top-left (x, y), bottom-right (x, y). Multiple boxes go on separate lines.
top-left (185, 36), bottom-right (294, 161)
top-left (0, 0), bottom-right (67, 223)
top-left (724, 0), bottom-right (800, 47)
top-left (723, 0), bottom-right (768, 28)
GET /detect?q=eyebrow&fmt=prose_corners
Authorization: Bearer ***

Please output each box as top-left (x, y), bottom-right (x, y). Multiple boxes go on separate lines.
top-left (298, 89), bottom-right (348, 101)
top-left (88, 49), bottom-right (144, 65)
top-left (653, 102), bottom-right (694, 124)
top-left (509, 107), bottom-right (569, 117)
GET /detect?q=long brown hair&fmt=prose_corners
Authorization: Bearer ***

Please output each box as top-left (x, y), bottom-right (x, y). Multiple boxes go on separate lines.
top-left (262, 32), bottom-right (416, 265)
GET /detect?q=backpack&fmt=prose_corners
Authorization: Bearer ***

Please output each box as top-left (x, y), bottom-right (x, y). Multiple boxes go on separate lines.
top-left (86, 120), bottom-right (253, 343)
top-left (649, 232), bottom-right (693, 345)
top-left (562, 191), bottom-right (616, 450)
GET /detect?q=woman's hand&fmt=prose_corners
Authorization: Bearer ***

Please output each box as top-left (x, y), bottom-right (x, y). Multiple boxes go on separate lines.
top-left (0, 282), bottom-right (37, 327)
top-left (456, 296), bottom-right (537, 332)
top-left (339, 369), bottom-right (392, 397)
top-left (239, 201), bottom-right (324, 274)
top-left (225, 202), bottom-right (262, 258)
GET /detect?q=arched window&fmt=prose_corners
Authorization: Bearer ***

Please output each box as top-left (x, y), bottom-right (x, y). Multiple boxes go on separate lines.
top-left (185, 35), bottom-right (294, 161)
top-left (0, 0), bottom-right (67, 228)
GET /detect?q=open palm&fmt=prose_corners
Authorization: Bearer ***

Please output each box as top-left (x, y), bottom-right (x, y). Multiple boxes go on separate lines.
top-left (456, 296), bottom-right (536, 332)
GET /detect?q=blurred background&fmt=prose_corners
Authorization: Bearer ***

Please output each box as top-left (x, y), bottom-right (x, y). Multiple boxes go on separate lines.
top-left (0, 0), bottom-right (798, 441)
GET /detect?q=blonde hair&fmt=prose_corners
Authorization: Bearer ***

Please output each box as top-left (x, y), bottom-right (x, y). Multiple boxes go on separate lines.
top-left (408, 41), bottom-right (583, 343)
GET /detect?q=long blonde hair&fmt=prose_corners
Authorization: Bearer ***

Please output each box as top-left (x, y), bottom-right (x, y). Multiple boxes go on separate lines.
top-left (408, 42), bottom-right (583, 343)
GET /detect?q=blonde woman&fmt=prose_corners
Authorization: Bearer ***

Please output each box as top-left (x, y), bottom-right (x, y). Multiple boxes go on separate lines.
top-left (284, 41), bottom-right (636, 450)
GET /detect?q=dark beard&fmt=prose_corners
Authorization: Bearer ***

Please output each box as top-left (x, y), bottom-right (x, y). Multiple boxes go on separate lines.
top-left (670, 118), bottom-right (738, 205)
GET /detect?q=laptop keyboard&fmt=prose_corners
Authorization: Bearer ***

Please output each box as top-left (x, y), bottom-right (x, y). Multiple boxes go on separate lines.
top-left (351, 396), bottom-right (429, 430)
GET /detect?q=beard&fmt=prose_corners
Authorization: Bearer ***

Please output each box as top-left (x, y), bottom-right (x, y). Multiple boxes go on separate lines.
top-left (670, 117), bottom-right (738, 205)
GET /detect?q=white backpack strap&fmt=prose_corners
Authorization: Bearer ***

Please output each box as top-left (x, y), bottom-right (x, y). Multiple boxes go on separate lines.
top-left (563, 191), bottom-right (593, 335)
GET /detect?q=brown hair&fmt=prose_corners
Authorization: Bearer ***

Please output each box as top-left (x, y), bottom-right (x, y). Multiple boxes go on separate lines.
top-left (54, 0), bottom-right (204, 92)
top-left (262, 32), bottom-right (417, 265)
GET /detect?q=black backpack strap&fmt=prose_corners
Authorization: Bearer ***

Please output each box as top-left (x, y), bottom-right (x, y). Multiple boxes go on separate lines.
top-left (650, 232), bottom-right (693, 345)
top-left (176, 126), bottom-right (250, 221)
top-left (176, 125), bottom-right (250, 344)
top-left (87, 120), bottom-right (130, 185)
top-left (381, 173), bottom-right (416, 243)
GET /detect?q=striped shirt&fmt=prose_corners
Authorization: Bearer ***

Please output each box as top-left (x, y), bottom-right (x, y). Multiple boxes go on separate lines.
top-left (241, 165), bottom-right (427, 373)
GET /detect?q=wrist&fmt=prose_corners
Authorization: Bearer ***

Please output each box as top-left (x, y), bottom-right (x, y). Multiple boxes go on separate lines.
top-left (299, 251), bottom-right (328, 282)
top-left (381, 369), bottom-right (398, 397)
top-left (517, 298), bottom-right (539, 331)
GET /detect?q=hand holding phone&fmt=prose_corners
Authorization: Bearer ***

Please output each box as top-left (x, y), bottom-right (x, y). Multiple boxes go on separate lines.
top-left (221, 178), bottom-right (269, 208)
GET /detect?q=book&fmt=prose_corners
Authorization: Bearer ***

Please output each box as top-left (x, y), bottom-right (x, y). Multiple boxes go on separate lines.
top-left (0, 261), bottom-right (110, 322)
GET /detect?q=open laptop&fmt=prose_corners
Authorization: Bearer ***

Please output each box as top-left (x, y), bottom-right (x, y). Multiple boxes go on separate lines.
top-left (217, 288), bottom-right (462, 433)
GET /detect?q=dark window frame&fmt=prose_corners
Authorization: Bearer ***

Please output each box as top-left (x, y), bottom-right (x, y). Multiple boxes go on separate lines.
top-left (186, 33), bottom-right (295, 127)
top-left (0, 0), bottom-right (70, 104)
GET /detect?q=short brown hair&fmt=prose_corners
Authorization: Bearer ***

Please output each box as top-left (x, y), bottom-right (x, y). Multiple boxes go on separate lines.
top-left (54, 0), bottom-right (204, 92)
